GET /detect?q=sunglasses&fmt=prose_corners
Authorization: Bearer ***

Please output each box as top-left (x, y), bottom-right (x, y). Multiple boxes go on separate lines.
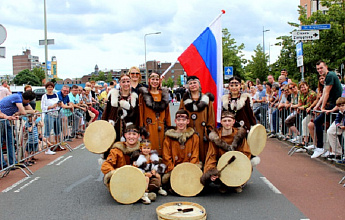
top-left (130, 72), bottom-right (140, 75)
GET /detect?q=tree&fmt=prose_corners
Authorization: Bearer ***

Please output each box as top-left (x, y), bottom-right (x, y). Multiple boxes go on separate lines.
top-left (244, 44), bottom-right (269, 83)
top-left (162, 77), bottom-right (174, 88)
top-left (31, 67), bottom-right (45, 84)
top-left (106, 72), bottom-right (113, 83)
top-left (13, 69), bottom-right (41, 86)
top-left (297, 0), bottom-right (345, 73)
top-left (222, 28), bottom-right (247, 80)
top-left (97, 71), bottom-right (106, 81)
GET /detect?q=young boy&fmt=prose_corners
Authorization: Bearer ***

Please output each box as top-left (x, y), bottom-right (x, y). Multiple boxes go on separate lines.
top-left (162, 109), bottom-right (200, 185)
top-left (135, 140), bottom-right (167, 196)
top-left (326, 97), bottom-right (345, 159)
top-left (201, 111), bottom-right (259, 193)
top-left (25, 114), bottom-right (41, 165)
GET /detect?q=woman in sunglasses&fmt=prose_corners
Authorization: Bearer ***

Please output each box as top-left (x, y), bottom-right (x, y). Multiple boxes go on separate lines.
top-left (221, 76), bottom-right (256, 133)
top-left (129, 66), bottom-right (148, 95)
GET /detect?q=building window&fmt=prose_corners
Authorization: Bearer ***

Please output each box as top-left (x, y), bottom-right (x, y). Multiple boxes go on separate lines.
top-left (171, 70), bottom-right (174, 73)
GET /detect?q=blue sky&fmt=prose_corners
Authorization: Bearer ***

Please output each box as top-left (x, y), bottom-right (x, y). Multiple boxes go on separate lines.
top-left (0, 0), bottom-right (300, 79)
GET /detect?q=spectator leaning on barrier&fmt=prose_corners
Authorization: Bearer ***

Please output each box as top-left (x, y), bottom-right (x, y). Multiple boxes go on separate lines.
top-left (283, 82), bottom-right (300, 141)
top-left (311, 60), bottom-right (343, 159)
top-left (0, 80), bottom-right (11, 100)
top-left (24, 85), bottom-right (36, 110)
top-left (297, 81), bottom-right (317, 146)
top-left (253, 82), bottom-right (267, 123)
top-left (326, 97), bottom-right (345, 160)
top-left (68, 85), bottom-right (83, 138)
top-left (0, 111), bottom-right (18, 169)
top-left (57, 85), bottom-right (74, 142)
top-left (0, 90), bottom-right (36, 167)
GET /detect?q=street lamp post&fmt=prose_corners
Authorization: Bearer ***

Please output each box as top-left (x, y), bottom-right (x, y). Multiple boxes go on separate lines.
top-left (44, 0), bottom-right (48, 82)
top-left (262, 26), bottom-right (270, 61)
top-left (144, 32), bottom-right (161, 84)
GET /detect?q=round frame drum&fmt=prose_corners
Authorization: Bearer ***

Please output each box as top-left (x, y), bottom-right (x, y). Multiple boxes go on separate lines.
top-left (83, 120), bottom-right (116, 153)
top-left (217, 151), bottom-right (252, 187)
top-left (109, 165), bottom-right (146, 204)
top-left (156, 201), bottom-right (207, 220)
top-left (247, 124), bottom-right (266, 156)
top-left (170, 163), bottom-right (203, 197)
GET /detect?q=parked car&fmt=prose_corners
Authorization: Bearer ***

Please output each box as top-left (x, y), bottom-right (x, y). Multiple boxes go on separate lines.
top-left (33, 88), bottom-right (46, 101)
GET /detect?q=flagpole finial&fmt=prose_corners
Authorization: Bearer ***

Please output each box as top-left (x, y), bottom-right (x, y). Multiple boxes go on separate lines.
top-left (221, 10), bottom-right (226, 14)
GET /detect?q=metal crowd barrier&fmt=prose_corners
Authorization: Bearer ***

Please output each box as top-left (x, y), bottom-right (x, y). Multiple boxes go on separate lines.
top-left (257, 103), bottom-right (344, 162)
top-left (0, 108), bottom-right (88, 178)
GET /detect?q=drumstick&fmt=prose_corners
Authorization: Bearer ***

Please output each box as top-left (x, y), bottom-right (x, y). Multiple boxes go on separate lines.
top-left (168, 208), bottom-right (194, 215)
top-left (219, 155), bottom-right (236, 173)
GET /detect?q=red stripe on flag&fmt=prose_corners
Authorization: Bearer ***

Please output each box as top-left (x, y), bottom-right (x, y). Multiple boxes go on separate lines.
top-left (178, 44), bottom-right (218, 122)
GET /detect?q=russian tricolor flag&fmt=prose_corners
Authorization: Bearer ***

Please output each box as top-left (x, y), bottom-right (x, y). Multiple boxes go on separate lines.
top-left (178, 11), bottom-right (224, 123)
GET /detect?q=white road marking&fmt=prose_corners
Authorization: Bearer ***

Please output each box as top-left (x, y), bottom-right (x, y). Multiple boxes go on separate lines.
top-left (14, 177), bottom-right (40, 193)
top-left (74, 144), bottom-right (84, 150)
top-left (2, 177), bottom-right (30, 193)
top-left (56, 155), bottom-right (73, 166)
top-left (47, 156), bottom-right (65, 165)
top-left (81, 146), bottom-right (85, 149)
top-left (260, 177), bottom-right (282, 194)
top-left (64, 175), bottom-right (93, 192)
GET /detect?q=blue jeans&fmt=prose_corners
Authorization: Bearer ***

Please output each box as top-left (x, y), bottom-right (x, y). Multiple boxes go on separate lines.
top-left (314, 104), bottom-right (335, 148)
top-left (1, 120), bottom-right (17, 167)
top-left (272, 109), bottom-right (278, 133)
top-left (44, 114), bottom-right (61, 137)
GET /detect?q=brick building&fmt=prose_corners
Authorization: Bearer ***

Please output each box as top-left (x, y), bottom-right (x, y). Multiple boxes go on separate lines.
top-left (300, 0), bottom-right (329, 18)
top-left (12, 49), bottom-right (40, 75)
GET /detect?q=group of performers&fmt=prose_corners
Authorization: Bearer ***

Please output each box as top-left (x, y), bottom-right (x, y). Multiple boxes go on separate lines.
top-left (97, 68), bottom-right (260, 204)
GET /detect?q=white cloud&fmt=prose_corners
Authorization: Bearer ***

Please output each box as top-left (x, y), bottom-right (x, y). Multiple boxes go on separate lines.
top-left (0, 0), bottom-right (300, 79)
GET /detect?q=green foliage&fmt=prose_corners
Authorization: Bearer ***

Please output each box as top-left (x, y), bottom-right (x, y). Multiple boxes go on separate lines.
top-left (245, 44), bottom-right (269, 83)
top-left (222, 28), bottom-right (246, 80)
top-left (13, 69), bottom-right (41, 86)
top-left (297, 0), bottom-right (345, 73)
top-left (162, 77), bottom-right (174, 89)
top-left (106, 72), bottom-right (113, 83)
top-left (31, 67), bottom-right (45, 84)
top-left (97, 71), bottom-right (106, 81)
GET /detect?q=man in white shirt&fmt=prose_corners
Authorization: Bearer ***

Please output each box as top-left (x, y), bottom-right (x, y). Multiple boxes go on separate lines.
top-left (0, 80), bottom-right (11, 100)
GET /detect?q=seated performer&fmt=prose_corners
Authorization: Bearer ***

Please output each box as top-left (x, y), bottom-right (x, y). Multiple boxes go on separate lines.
top-left (135, 140), bottom-right (167, 197)
top-left (100, 124), bottom-right (154, 204)
top-left (201, 111), bottom-right (260, 193)
top-left (162, 109), bottom-right (200, 185)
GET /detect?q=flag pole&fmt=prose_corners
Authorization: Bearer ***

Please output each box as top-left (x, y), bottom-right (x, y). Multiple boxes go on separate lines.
top-left (161, 60), bottom-right (178, 78)
top-left (209, 10), bottom-right (226, 27)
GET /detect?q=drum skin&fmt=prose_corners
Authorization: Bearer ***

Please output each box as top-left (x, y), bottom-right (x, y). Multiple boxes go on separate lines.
top-left (247, 124), bottom-right (267, 156)
top-left (83, 120), bottom-right (116, 154)
top-left (217, 151), bottom-right (252, 187)
top-left (170, 163), bottom-right (204, 197)
top-left (156, 201), bottom-right (207, 220)
top-left (109, 165), bottom-right (146, 204)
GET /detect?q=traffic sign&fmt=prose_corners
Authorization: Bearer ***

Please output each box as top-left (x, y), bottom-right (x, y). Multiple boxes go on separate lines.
top-left (296, 42), bottom-right (303, 57)
top-left (292, 30), bottom-right (319, 41)
top-left (301, 24), bottom-right (331, 30)
top-left (297, 56), bottom-right (303, 67)
top-left (224, 66), bottom-right (233, 79)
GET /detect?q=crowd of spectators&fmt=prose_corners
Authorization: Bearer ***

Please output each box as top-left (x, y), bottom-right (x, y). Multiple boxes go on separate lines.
top-left (238, 61), bottom-right (345, 163)
top-left (0, 79), bottom-right (115, 170)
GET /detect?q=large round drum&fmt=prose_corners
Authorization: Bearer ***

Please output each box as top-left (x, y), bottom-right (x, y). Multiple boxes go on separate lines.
top-left (217, 151), bottom-right (252, 187)
top-left (83, 120), bottom-right (116, 154)
top-left (247, 124), bottom-right (267, 156)
top-left (156, 201), bottom-right (207, 220)
top-left (109, 165), bottom-right (146, 204)
top-left (170, 163), bottom-right (203, 197)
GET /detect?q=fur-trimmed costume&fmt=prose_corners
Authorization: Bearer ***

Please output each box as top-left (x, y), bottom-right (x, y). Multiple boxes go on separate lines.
top-left (101, 141), bottom-right (140, 188)
top-left (101, 88), bottom-right (139, 141)
top-left (136, 150), bottom-right (166, 192)
top-left (179, 92), bottom-right (215, 163)
top-left (221, 93), bottom-right (256, 132)
top-left (201, 127), bottom-right (252, 185)
top-left (162, 127), bottom-right (200, 173)
top-left (138, 87), bottom-right (171, 156)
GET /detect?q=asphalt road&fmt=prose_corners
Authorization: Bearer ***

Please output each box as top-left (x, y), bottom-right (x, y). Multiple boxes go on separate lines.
top-left (0, 143), bottom-right (306, 220)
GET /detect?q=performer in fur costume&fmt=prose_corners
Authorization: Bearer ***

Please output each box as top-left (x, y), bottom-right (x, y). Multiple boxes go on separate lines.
top-left (135, 140), bottom-right (167, 196)
top-left (201, 111), bottom-right (260, 193)
top-left (100, 124), bottom-right (155, 204)
top-left (221, 76), bottom-right (256, 133)
top-left (138, 72), bottom-right (171, 156)
top-left (179, 76), bottom-right (215, 164)
top-left (102, 73), bottom-right (139, 143)
top-left (162, 109), bottom-right (200, 186)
